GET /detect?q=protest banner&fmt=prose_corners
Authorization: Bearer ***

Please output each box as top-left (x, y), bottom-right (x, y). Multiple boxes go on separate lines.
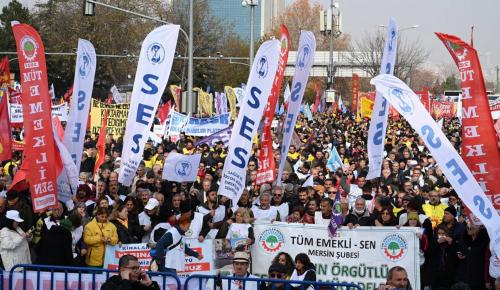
top-left (431, 100), bottom-right (453, 118)
top-left (371, 73), bottom-right (500, 256)
top-left (491, 102), bottom-right (500, 119)
top-left (359, 97), bottom-right (374, 118)
top-left (10, 102), bottom-right (69, 124)
top-left (224, 86), bottom-right (238, 120)
top-left (166, 111), bottom-right (189, 136)
top-left (162, 152), bottom-right (201, 182)
top-left (110, 85), bottom-right (125, 104)
top-left (219, 39), bottom-right (280, 204)
top-left (12, 21), bottom-right (59, 212)
top-left (119, 25), bottom-right (180, 186)
top-left (252, 223), bottom-right (420, 289)
top-left (184, 112), bottom-right (230, 136)
top-left (366, 18), bottom-right (398, 180)
top-left (276, 31), bottom-right (316, 186)
top-left (257, 25), bottom-right (290, 185)
top-left (351, 74), bottom-right (359, 113)
top-left (103, 240), bottom-right (214, 276)
top-left (194, 126), bottom-right (233, 148)
top-left (90, 99), bottom-right (130, 137)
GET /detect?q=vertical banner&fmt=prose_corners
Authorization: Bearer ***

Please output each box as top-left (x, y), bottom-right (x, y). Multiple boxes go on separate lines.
top-left (218, 40), bottom-right (280, 204)
top-left (169, 85), bottom-right (181, 112)
top-left (416, 88), bottom-right (431, 113)
top-left (0, 57), bottom-right (12, 161)
top-left (225, 86), bottom-right (238, 120)
top-left (12, 22), bottom-right (58, 212)
top-left (351, 73), bottom-right (359, 113)
top-left (59, 39), bottom-right (96, 200)
top-left (371, 74), bottom-right (500, 256)
top-left (119, 25), bottom-right (180, 186)
top-left (436, 33), bottom-right (500, 217)
top-left (256, 25), bottom-right (290, 185)
top-left (366, 18), bottom-right (398, 180)
top-left (276, 31), bottom-right (317, 185)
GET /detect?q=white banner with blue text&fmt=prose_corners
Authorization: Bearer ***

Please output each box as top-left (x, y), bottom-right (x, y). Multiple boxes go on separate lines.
top-left (371, 74), bottom-right (500, 256)
top-left (119, 25), bottom-right (180, 186)
top-left (218, 40), bottom-right (280, 204)
top-left (276, 31), bottom-right (316, 185)
top-left (366, 18), bottom-right (398, 180)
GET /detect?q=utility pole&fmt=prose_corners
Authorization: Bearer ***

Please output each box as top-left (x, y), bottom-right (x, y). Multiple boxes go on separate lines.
top-left (496, 65), bottom-right (500, 94)
top-left (320, 1), bottom-right (341, 99)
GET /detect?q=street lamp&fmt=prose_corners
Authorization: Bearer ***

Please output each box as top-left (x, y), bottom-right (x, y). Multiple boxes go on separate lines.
top-left (242, 0), bottom-right (258, 67)
top-left (320, 1), bottom-right (342, 100)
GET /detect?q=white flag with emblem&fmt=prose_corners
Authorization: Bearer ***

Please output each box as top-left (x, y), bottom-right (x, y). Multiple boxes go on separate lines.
top-left (162, 152), bottom-right (201, 182)
top-left (366, 18), bottom-right (398, 180)
top-left (371, 74), bottom-right (500, 256)
top-left (119, 25), bottom-right (180, 186)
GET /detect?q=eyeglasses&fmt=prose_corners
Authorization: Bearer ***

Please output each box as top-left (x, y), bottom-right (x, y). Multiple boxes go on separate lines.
top-left (269, 273), bottom-right (283, 279)
top-left (248, 164), bottom-right (256, 167)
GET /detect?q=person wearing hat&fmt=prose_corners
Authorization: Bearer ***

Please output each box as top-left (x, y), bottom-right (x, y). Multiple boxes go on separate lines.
top-left (139, 197), bottom-right (160, 243)
top-left (214, 251), bottom-right (258, 290)
top-left (0, 210), bottom-right (32, 270)
top-left (151, 213), bottom-right (203, 274)
top-left (5, 189), bottom-right (33, 232)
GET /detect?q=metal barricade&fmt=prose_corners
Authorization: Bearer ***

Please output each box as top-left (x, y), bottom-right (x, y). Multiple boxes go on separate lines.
top-left (8, 264), bottom-right (181, 290)
top-left (184, 274), bottom-right (363, 290)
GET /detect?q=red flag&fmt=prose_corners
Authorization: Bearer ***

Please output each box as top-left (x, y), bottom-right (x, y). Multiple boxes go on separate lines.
top-left (416, 89), bottom-right (431, 113)
top-left (63, 85), bottom-right (73, 103)
top-left (436, 32), bottom-right (500, 213)
top-left (312, 84), bottom-right (320, 113)
top-left (256, 25), bottom-right (290, 185)
top-left (0, 57), bottom-right (12, 162)
top-left (52, 116), bottom-right (64, 141)
top-left (12, 22), bottom-right (58, 212)
top-left (94, 110), bottom-right (109, 174)
top-left (351, 74), bottom-right (359, 113)
top-left (158, 100), bottom-right (171, 124)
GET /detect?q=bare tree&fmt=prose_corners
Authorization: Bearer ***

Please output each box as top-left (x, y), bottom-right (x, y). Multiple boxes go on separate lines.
top-left (348, 30), bottom-right (429, 86)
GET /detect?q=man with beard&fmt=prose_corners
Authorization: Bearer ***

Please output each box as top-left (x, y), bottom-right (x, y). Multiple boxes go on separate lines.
top-left (252, 192), bottom-right (279, 223)
top-left (422, 190), bottom-right (448, 229)
top-left (197, 189), bottom-right (228, 240)
top-left (343, 198), bottom-right (374, 228)
top-left (271, 186), bottom-right (289, 222)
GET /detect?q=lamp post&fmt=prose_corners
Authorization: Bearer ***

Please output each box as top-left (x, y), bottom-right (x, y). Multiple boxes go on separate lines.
top-left (320, 1), bottom-right (342, 91)
top-left (242, 0), bottom-right (258, 67)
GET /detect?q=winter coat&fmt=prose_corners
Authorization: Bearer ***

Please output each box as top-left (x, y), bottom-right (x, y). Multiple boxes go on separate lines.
top-left (36, 225), bottom-right (73, 266)
top-left (111, 219), bottom-right (139, 244)
top-left (343, 210), bottom-right (374, 226)
top-left (0, 227), bottom-right (31, 271)
top-left (83, 218), bottom-right (118, 267)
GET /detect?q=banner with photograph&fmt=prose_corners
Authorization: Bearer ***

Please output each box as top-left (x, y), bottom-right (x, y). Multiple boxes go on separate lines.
top-left (252, 223), bottom-right (420, 289)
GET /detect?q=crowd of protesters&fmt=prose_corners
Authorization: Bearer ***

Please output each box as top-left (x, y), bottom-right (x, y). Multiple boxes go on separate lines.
top-left (0, 108), bottom-right (499, 290)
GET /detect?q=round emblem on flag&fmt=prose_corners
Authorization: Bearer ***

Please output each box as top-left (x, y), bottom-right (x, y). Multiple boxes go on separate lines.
top-left (258, 228), bottom-right (284, 253)
top-left (256, 56), bottom-right (268, 78)
top-left (381, 234), bottom-right (408, 261)
top-left (78, 52), bottom-right (92, 78)
top-left (389, 87), bottom-right (414, 115)
top-left (147, 43), bottom-right (165, 65)
top-left (20, 36), bottom-right (38, 62)
top-left (175, 161), bottom-right (192, 177)
top-left (297, 43), bottom-right (311, 70)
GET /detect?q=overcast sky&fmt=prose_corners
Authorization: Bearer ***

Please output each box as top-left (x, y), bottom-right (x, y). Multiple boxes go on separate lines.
top-left (1, 0), bottom-right (498, 81)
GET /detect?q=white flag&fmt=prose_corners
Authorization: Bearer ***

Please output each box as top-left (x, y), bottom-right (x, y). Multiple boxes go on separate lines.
top-left (366, 18), bottom-right (398, 180)
top-left (302, 175), bottom-right (314, 187)
top-left (371, 73), bottom-right (500, 256)
top-left (110, 85), bottom-right (125, 104)
top-left (283, 83), bottom-right (291, 103)
top-left (162, 152), bottom-right (201, 182)
top-left (53, 123), bottom-right (79, 203)
top-left (218, 40), bottom-right (281, 204)
top-left (59, 39), bottom-right (96, 199)
top-left (119, 25), bottom-right (180, 186)
top-left (276, 31), bottom-right (316, 185)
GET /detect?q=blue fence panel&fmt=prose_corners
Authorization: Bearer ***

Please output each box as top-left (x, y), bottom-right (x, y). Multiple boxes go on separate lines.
top-left (184, 274), bottom-right (363, 290)
top-left (8, 264), bottom-right (181, 290)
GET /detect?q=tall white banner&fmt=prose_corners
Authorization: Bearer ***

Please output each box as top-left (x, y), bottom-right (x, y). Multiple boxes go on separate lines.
top-left (371, 74), bottom-right (500, 256)
top-left (366, 18), bottom-right (398, 180)
top-left (218, 40), bottom-right (280, 204)
top-left (59, 39), bottom-right (96, 200)
top-left (119, 25), bottom-right (180, 186)
top-left (276, 31), bottom-right (316, 185)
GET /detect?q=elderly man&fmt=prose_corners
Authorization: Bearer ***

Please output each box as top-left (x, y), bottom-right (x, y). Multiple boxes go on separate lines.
top-left (378, 266), bottom-right (411, 290)
top-left (422, 190), bottom-right (448, 228)
top-left (343, 198), bottom-right (374, 228)
top-left (252, 192), bottom-right (279, 223)
top-left (223, 252), bottom-right (258, 290)
top-left (101, 255), bottom-right (159, 290)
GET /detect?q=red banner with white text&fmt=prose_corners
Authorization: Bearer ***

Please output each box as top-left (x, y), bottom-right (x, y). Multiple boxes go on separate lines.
top-left (437, 32), bottom-right (500, 212)
top-left (416, 89), bottom-right (431, 114)
top-left (0, 57), bottom-right (12, 161)
top-left (431, 100), bottom-right (454, 119)
top-left (12, 23), bottom-right (58, 212)
top-left (351, 74), bottom-right (359, 113)
top-left (256, 25), bottom-right (290, 185)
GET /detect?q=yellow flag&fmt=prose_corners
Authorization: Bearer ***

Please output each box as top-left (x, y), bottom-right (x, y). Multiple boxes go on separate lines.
top-left (224, 86), bottom-right (237, 120)
top-left (360, 97), bottom-right (374, 119)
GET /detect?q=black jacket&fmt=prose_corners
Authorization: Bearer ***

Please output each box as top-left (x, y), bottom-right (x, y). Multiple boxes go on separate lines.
top-left (343, 210), bottom-right (374, 226)
top-left (101, 275), bottom-right (160, 290)
top-left (112, 219), bottom-right (140, 244)
top-left (36, 225), bottom-right (73, 266)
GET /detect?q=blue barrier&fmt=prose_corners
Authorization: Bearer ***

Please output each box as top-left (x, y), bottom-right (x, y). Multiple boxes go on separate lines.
top-left (8, 264), bottom-right (181, 290)
top-left (184, 274), bottom-right (363, 290)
